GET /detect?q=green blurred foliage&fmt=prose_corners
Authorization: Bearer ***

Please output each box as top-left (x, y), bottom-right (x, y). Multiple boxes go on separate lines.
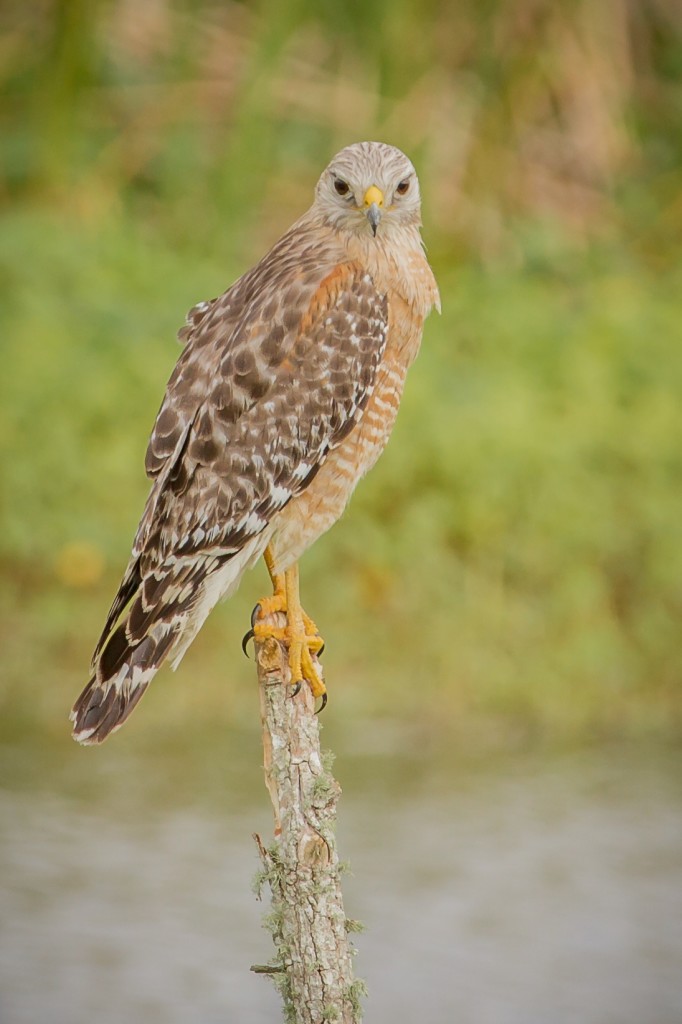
top-left (0, 0), bottom-right (681, 753)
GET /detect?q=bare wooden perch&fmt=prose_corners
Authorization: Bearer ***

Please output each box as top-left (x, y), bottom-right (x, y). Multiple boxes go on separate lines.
top-left (251, 614), bottom-right (364, 1023)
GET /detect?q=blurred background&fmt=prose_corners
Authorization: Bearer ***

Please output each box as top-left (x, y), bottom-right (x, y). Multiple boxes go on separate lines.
top-left (1, 1), bottom-right (681, 1022)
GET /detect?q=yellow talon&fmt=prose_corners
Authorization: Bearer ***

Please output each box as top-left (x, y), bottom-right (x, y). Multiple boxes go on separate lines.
top-left (252, 548), bottom-right (326, 700)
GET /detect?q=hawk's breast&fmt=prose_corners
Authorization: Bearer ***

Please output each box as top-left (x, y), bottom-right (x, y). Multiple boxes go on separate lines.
top-left (267, 289), bottom-right (426, 575)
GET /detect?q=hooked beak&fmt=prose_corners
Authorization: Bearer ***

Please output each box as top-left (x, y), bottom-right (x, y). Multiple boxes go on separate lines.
top-left (363, 185), bottom-right (384, 237)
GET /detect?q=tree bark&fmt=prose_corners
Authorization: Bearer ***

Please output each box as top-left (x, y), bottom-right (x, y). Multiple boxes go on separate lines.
top-left (251, 619), bottom-right (364, 1023)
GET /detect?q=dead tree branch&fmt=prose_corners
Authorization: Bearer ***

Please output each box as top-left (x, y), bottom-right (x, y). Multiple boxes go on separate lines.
top-left (250, 618), bottom-right (364, 1023)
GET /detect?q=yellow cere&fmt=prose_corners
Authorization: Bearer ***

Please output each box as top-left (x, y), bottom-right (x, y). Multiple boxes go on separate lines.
top-left (363, 185), bottom-right (384, 208)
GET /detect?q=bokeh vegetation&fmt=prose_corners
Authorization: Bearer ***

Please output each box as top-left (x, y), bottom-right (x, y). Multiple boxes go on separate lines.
top-left (1, 0), bottom-right (681, 763)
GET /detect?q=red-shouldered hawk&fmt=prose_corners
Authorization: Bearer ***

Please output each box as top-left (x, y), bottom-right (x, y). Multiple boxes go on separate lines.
top-left (71, 141), bottom-right (440, 744)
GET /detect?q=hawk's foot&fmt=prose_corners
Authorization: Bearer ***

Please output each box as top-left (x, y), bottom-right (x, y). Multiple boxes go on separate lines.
top-left (243, 561), bottom-right (326, 707)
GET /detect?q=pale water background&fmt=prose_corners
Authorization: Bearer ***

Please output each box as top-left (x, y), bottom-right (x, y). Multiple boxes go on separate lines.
top-left (1, 739), bottom-right (680, 1024)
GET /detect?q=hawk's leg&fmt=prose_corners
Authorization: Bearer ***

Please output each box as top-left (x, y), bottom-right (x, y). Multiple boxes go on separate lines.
top-left (252, 545), bottom-right (287, 621)
top-left (246, 548), bottom-right (326, 704)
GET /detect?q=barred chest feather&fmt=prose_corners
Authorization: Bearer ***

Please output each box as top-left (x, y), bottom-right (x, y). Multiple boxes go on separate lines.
top-left (268, 240), bottom-right (437, 576)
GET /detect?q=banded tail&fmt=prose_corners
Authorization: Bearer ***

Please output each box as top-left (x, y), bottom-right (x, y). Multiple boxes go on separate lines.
top-left (70, 539), bottom-right (264, 744)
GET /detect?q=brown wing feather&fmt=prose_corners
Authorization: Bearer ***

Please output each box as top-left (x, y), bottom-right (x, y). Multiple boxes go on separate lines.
top-left (135, 241), bottom-right (388, 570)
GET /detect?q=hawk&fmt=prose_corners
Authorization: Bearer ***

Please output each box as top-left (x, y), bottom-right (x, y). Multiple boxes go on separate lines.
top-left (71, 141), bottom-right (440, 744)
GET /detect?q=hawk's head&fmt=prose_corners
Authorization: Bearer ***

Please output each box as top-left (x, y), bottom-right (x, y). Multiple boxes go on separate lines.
top-left (315, 141), bottom-right (422, 239)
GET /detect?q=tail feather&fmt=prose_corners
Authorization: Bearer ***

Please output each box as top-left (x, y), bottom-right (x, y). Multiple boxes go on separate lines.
top-left (71, 667), bottom-right (151, 744)
top-left (71, 535), bottom-right (268, 745)
top-left (71, 625), bottom-right (178, 744)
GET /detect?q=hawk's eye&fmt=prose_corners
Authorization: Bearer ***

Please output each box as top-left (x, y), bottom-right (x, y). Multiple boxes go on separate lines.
top-left (334, 179), bottom-right (350, 197)
top-left (396, 179), bottom-right (410, 196)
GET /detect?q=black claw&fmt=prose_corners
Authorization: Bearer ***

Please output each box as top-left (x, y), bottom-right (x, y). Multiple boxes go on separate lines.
top-left (315, 692), bottom-right (328, 715)
top-left (241, 628), bottom-right (255, 657)
top-left (250, 603), bottom-right (261, 629)
top-left (290, 681), bottom-right (302, 698)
